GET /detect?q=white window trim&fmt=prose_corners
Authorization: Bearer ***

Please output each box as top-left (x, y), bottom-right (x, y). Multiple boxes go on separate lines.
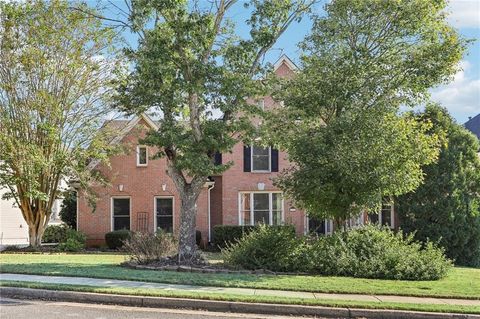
top-left (238, 191), bottom-right (284, 226)
top-left (136, 145), bottom-right (148, 167)
top-left (154, 196), bottom-right (175, 233)
top-left (251, 145), bottom-right (271, 173)
top-left (379, 203), bottom-right (395, 229)
top-left (111, 196), bottom-right (132, 231)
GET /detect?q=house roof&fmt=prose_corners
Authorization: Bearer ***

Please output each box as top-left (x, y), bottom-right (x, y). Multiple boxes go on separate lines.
top-left (465, 113), bottom-right (480, 140)
top-left (273, 54), bottom-right (298, 72)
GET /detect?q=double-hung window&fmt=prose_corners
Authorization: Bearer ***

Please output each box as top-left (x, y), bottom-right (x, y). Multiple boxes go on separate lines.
top-left (368, 202), bottom-right (395, 228)
top-left (156, 197), bottom-right (173, 233)
top-left (137, 146), bottom-right (148, 166)
top-left (112, 198), bottom-right (130, 231)
top-left (251, 146), bottom-right (270, 172)
top-left (239, 192), bottom-right (283, 225)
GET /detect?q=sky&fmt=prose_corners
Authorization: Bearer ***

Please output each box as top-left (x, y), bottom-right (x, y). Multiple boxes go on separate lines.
top-left (98, 0), bottom-right (480, 124)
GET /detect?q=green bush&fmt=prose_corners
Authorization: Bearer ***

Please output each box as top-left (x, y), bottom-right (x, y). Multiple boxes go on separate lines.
top-left (57, 229), bottom-right (86, 252)
top-left (224, 224), bottom-right (452, 280)
top-left (213, 225), bottom-right (295, 248)
top-left (105, 230), bottom-right (131, 250)
top-left (222, 224), bottom-right (307, 272)
top-left (42, 224), bottom-right (69, 243)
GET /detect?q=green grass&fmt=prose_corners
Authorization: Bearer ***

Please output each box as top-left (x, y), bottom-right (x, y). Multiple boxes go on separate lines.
top-left (1, 253), bottom-right (479, 299)
top-left (1, 280), bottom-right (479, 314)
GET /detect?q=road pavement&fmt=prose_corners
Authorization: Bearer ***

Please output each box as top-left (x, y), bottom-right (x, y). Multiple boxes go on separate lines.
top-left (0, 297), bottom-right (327, 319)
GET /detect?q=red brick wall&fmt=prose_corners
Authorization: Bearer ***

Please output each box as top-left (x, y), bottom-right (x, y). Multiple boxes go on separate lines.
top-left (77, 118), bottom-right (209, 246)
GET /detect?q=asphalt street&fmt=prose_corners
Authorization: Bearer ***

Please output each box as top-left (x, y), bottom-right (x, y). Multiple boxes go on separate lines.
top-left (0, 297), bottom-right (328, 319)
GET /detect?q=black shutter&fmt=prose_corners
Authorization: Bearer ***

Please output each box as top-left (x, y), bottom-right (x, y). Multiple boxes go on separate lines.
top-left (271, 148), bottom-right (279, 172)
top-left (243, 145), bottom-right (251, 172)
top-left (214, 152), bottom-right (222, 166)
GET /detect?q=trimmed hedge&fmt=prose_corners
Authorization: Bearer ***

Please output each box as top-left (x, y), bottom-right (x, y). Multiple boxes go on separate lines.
top-left (105, 230), bottom-right (131, 250)
top-left (223, 224), bottom-right (452, 280)
top-left (213, 225), bottom-right (295, 248)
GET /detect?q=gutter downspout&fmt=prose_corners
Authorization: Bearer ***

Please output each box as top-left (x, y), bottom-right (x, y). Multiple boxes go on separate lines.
top-left (207, 182), bottom-right (215, 243)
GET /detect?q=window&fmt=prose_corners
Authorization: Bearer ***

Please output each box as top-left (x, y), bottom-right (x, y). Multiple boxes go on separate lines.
top-left (345, 213), bottom-right (363, 229)
top-left (156, 197), bottom-right (173, 233)
top-left (368, 202), bottom-right (395, 228)
top-left (307, 217), bottom-right (333, 235)
top-left (137, 146), bottom-right (147, 166)
top-left (239, 192), bottom-right (283, 225)
top-left (112, 198), bottom-right (130, 231)
top-left (251, 146), bottom-right (270, 172)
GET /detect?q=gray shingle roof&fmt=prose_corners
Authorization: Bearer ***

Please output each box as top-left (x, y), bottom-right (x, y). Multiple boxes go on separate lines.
top-left (465, 114), bottom-right (480, 140)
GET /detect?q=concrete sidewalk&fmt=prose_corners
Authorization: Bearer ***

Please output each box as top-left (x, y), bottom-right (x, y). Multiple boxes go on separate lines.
top-left (1, 273), bottom-right (479, 307)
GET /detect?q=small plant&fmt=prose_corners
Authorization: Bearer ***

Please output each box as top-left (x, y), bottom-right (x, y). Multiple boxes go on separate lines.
top-left (213, 225), bottom-right (295, 248)
top-left (105, 230), bottom-right (131, 250)
top-left (123, 231), bottom-right (177, 264)
top-left (57, 229), bottom-right (86, 252)
top-left (42, 224), bottom-right (69, 243)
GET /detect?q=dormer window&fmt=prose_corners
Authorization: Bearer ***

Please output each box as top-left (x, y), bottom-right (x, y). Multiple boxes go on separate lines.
top-left (137, 146), bottom-right (148, 166)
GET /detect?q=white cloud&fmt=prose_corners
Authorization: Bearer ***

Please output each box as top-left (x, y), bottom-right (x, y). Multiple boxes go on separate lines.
top-left (431, 60), bottom-right (480, 120)
top-left (447, 0), bottom-right (480, 29)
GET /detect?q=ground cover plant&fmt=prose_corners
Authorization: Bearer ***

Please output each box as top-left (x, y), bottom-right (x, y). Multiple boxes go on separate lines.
top-left (223, 225), bottom-right (452, 280)
top-left (0, 253), bottom-right (478, 299)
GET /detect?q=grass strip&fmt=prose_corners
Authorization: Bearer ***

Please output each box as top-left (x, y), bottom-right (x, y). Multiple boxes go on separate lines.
top-left (1, 280), bottom-right (479, 315)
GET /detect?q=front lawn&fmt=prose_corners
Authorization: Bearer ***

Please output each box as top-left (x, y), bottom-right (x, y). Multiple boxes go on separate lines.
top-left (2, 280), bottom-right (479, 314)
top-left (0, 253), bottom-right (479, 299)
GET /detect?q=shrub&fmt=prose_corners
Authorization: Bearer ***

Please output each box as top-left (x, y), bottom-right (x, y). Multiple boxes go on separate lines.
top-left (123, 231), bottom-right (177, 264)
top-left (57, 229), bottom-right (86, 252)
top-left (222, 224), bottom-right (307, 272)
top-left (42, 224), bottom-right (69, 243)
top-left (213, 225), bottom-right (295, 248)
top-left (59, 190), bottom-right (77, 229)
top-left (105, 230), bottom-right (131, 250)
top-left (224, 224), bottom-right (452, 280)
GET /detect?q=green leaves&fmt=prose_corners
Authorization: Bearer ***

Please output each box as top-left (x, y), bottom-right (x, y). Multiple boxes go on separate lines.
top-left (397, 105), bottom-right (480, 267)
top-left (268, 0), bottom-right (465, 221)
top-left (0, 0), bottom-right (123, 230)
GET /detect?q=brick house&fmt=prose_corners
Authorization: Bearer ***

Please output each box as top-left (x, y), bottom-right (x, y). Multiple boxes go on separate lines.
top-left (77, 55), bottom-right (396, 247)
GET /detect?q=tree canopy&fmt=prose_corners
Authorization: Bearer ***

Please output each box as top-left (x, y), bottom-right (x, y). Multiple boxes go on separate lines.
top-left (0, 0), bottom-right (122, 246)
top-left (397, 105), bottom-right (480, 267)
top-left (265, 0), bottom-right (466, 221)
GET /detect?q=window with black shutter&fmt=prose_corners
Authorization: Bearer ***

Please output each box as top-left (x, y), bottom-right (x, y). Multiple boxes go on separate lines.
top-left (271, 148), bottom-right (279, 172)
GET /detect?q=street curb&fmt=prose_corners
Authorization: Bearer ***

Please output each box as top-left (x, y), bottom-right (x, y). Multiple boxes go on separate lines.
top-left (1, 287), bottom-right (479, 319)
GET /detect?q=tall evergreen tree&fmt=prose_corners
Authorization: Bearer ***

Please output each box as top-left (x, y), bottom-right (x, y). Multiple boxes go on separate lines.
top-left (397, 105), bottom-right (480, 267)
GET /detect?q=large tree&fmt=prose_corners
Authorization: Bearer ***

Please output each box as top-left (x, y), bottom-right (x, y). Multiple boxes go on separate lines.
top-left (397, 105), bottom-right (480, 267)
top-left (115, 0), bottom-right (315, 263)
top-left (265, 0), bottom-right (466, 221)
top-left (0, 0), bottom-right (122, 247)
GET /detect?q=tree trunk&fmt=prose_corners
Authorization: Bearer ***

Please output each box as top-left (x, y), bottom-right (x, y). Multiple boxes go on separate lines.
top-left (28, 225), bottom-right (45, 248)
top-left (178, 192), bottom-right (198, 264)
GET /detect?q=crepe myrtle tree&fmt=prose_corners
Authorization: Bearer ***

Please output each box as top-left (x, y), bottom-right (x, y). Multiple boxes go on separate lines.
top-left (263, 0), bottom-right (466, 223)
top-left (0, 0), bottom-right (123, 247)
top-left (114, 0), bottom-right (316, 263)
